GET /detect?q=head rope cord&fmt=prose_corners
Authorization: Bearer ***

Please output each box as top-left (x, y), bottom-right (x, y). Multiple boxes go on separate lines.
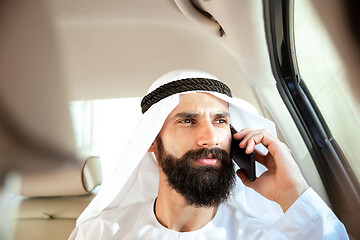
top-left (141, 78), bottom-right (232, 114)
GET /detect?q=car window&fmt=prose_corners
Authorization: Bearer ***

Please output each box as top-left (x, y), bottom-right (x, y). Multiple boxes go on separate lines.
top-left (294, 0), bottom-right (360, 180)
top-left (70, 98), bottom-right (142, 184)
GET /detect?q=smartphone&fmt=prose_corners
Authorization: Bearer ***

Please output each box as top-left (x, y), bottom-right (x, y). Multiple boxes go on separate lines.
top-left (230, 125), bottom-right (256, 181)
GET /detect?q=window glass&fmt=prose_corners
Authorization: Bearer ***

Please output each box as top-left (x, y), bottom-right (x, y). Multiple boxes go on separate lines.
top-left (294, 0), bottom-right (360, 180)
top-left (70, 98), bottom-right (142, 185)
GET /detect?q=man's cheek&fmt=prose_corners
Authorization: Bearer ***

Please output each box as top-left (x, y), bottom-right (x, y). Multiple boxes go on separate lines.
top-left (222, 135), bottom-right (232, 154)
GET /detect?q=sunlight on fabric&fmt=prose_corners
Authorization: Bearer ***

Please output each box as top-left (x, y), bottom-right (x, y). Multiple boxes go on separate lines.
top-left (70, 98), bottom-right (142, 185)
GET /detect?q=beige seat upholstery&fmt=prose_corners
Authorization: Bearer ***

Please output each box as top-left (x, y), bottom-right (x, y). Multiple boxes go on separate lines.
top-left (11, 156), bottom-right (102, 240)
top-left (12, 194), bottom-right (95, 240)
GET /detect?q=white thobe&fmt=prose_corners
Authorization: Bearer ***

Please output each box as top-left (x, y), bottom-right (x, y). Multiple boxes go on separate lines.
top-left (70, 188), bottom-right (348, 240)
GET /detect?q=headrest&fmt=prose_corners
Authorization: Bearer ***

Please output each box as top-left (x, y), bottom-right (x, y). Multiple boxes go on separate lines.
top-left (19, 156), bottom-right (102, 197)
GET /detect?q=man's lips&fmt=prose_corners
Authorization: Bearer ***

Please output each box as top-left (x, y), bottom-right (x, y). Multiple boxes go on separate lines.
top-left (196, 158), bottom-right (218, 165)
top-left (196, 154), bottom-right (219, 166)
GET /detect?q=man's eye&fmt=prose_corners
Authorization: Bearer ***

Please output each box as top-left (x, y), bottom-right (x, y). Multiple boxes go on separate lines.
top-left (214, 119), bottom-right (228, 124)
top-left (179, 119), bottom-right (193, 124)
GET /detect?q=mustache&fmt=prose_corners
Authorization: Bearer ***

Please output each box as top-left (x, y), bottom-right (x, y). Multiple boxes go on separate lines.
top-left (178, 147), bottom-right (231, 163)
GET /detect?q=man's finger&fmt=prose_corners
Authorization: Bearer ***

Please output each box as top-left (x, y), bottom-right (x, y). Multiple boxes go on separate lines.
top-left (240, 131), bottom-right (269, 153)
top-left (233, 128), bottom-right (253, 139)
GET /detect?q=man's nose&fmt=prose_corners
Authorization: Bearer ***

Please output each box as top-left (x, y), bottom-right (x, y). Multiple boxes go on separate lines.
top-left (196, 122), bottom-right (220, 148)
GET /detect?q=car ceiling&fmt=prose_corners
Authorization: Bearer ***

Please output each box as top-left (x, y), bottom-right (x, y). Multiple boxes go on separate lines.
top-left (0, 0), bottom-right (285, 175)
top-left (49, 0), bottom-right (275, 109)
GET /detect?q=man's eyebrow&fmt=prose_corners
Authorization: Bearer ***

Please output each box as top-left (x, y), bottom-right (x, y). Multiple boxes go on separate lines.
top-left (213, 112), bottom-right (230, 118)
top-left (173, 111), bottom-right (230, 119)
top-left (173, 112), bottom-right (199, 119)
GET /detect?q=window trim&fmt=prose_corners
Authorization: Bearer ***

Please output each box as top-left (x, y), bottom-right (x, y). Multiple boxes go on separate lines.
top-left (263, 0), bottom-right (360, 237)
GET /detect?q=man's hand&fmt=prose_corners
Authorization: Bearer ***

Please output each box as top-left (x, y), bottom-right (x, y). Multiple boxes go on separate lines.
top-left (233, 128), bottom-right (309, 213)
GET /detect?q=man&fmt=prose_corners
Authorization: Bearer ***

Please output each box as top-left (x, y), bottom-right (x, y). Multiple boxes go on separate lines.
top-left (70, 70), bottom-right (348, 239)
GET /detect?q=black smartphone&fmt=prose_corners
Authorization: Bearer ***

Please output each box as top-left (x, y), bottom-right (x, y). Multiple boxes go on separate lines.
top-left (230, 125), bottom-right (256, 181)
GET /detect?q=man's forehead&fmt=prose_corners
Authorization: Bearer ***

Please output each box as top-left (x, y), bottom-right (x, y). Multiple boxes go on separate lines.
top-left (171, 92), bottom-right (230, 116)
top-left (179, 92), bottom-right (228, 103)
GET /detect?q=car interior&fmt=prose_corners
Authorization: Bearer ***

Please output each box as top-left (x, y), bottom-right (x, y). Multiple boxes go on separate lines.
top-left (0, 0), bottom-right (359, 239)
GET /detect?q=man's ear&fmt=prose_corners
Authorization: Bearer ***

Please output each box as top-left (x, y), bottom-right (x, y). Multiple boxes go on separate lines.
top-left (148, 140), bottom-right (157, 153)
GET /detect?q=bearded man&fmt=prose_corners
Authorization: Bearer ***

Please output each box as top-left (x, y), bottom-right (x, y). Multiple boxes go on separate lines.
top-left (70, 70), bottom-right (348, 239)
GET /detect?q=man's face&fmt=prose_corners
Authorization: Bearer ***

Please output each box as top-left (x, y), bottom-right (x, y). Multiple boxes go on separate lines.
top-left (157, 92), bottom-right (232, 159)
top-left (152, 93), bottom-right (235, 207)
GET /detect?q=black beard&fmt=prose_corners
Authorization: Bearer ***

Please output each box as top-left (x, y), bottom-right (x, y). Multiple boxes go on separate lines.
top-left (156, 138), bottom-right (235, 208)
